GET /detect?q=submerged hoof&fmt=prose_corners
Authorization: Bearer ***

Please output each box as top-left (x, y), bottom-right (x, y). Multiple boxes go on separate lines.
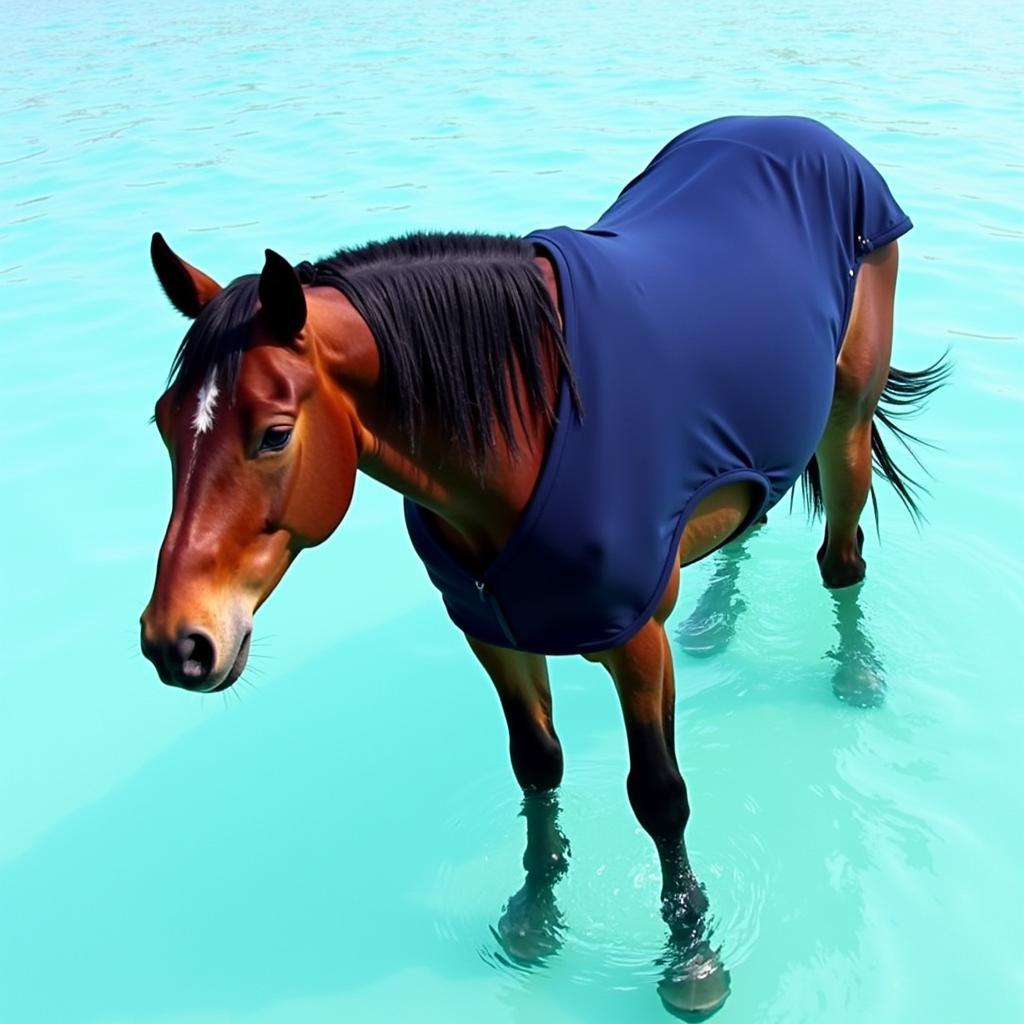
top-left (495, 887), bottom-right (564, 964)
top-left (832, 657), bottom-right (886, 708)
top-left (658, 946), bottom-right (731, 1020)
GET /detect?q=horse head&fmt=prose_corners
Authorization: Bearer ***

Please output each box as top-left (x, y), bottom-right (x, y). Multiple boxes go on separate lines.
top-left (140, 234), bottom-right (364, 691)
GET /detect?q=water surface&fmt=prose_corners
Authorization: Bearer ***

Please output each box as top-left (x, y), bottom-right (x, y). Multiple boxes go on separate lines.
top-left (2, 1), bottom-right (1023, 1021)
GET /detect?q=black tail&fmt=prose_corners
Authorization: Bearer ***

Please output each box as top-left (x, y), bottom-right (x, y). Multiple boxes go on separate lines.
top-left (800, 352), bottom-right (953, 530)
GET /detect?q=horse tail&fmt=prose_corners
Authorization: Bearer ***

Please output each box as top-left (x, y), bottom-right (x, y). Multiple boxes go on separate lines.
top-left (800, 351), bottom-right (952, 530)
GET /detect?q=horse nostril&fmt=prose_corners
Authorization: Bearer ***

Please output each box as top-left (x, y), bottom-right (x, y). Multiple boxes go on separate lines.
top-left (175, 629), bottom-right (215, 685)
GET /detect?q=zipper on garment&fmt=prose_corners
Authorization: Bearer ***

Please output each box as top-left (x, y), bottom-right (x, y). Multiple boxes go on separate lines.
top-left (475, 580), bottom-right (519, 647)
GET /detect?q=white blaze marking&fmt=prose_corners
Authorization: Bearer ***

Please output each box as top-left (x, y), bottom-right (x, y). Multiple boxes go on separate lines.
top-left (183, 369), bottom-right (219, 493)
top-left (192, 371), bottom-right (220, 434)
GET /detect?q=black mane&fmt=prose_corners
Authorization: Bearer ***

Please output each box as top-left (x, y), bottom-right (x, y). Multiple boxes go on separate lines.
top-left (298, 231), bottom-right (581, 469)
top-left (167, 231), bottom-right (581, 473)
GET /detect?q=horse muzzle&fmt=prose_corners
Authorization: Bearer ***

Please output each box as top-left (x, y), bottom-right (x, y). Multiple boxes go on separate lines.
top-left (140, 620), bottom-right (252, 693)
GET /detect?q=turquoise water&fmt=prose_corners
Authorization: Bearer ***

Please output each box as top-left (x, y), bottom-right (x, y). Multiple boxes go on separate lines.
top-left (3, 1), bottom-right (1023, 1020)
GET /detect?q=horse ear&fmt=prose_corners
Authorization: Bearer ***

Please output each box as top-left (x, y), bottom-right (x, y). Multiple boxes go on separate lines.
top-left (150, 232), bottom-right (222, 318)
top-left (259, 249), bottom-right (307, 343)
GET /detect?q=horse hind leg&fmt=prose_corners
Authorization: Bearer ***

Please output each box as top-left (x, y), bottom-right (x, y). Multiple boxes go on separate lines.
top-left (811, 239), bottom-right (949, 704)
top-left (813, 240), bottom-right (901, 588)
top-left (812, 237), bottom-right (951, 577)
top-left (812, 238), bottom-right (950, 585)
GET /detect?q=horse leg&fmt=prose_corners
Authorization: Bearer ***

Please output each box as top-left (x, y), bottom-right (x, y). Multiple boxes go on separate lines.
top-left (815, 241), bottom-right (899, 589)
top-left (466, 636), bottom-right (568, 962)
top-left (587, 567), bottom-right (730, 1017)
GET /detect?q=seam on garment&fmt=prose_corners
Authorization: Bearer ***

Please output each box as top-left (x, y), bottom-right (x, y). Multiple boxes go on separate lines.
top-left (859, 214), bottom-right (913, 254)
top-left (838, 262), bottom-right (860, 355)
top-left (840, 214), bottom-right (913, 351)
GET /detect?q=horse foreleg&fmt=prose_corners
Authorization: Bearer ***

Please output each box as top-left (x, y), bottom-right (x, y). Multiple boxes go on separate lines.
top-left (466, 636), bottom-right (568, 962)
top-left (587, 577), bottom-right (730, 1017)
top-left (816, 241), bottom-right (899, 588)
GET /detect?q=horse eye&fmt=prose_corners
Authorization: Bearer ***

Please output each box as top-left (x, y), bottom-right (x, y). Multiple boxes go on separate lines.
top-left (258, 425), bottom-right (293, 454)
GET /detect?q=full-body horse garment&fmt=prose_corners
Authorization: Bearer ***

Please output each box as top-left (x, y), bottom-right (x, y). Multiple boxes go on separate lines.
top-left (405, 115), bottom-right (913, 654)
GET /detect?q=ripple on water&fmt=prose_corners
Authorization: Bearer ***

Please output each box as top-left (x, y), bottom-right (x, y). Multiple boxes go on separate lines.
top-left (426, 756), bottom-right (772, 991)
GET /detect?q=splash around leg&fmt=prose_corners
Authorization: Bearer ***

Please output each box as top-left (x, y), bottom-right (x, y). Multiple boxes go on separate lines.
top-left (655, 849), bottom-right (731, 1018)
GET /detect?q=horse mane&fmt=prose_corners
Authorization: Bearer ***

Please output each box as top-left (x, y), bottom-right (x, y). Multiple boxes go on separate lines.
top-left (166, 231), bottom-right (581, 474)
top-left (297, 231), bottom-right (581, 471)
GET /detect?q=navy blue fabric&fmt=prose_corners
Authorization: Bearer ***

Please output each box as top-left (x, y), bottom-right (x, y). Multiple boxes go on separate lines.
top-left (405, 116), bottom-right (913, 655)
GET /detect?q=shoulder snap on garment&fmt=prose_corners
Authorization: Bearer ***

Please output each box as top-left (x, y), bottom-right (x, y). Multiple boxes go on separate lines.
top-left (405, 115), bottom-right (913, 655)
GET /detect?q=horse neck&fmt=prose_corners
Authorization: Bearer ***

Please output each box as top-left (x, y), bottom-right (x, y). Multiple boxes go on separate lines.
top-left (309, 284), bottom-right (555, 569)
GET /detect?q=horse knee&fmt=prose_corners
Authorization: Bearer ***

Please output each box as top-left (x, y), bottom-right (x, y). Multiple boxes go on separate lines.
top-left (509, 727), bottom-right (564, 793)
top-left (626, 767), bottom-right (690, 844)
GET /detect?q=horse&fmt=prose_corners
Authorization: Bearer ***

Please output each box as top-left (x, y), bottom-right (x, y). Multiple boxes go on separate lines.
top-left (140, 116), bottom-right (948, 1018)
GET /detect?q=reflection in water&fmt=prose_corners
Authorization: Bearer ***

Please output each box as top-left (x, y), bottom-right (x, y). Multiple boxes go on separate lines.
top-left (676, 520), bottom-right (886, 708)
top-left (826, 584), bottom-right (886, 707)
top-left (656, 929), bottom-right (731, 1020)
top-left (492, 791), bottom-right (570, 965)
top-left (676, 531), bottom-right (758, 658)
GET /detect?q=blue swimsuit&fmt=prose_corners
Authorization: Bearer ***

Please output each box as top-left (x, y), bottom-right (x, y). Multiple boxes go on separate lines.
top-left (405, 115), bottom-right (913, 655)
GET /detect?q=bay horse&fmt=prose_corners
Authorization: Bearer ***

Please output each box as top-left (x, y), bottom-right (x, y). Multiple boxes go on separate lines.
top-left (140, 116), bottom-right (948, 1018)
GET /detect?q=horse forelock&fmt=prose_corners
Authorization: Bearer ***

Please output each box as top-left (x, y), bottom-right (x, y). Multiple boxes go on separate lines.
top-left (168, 274), bottom-right (260, 404)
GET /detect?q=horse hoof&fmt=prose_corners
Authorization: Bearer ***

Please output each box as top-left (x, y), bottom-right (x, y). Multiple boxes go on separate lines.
top-left (817, 526), bottom-right (866, 588)
top-left (832, 659), bottom-right (886, 708)
top-left (658, 950), bottom-right (731, 1020)
top-left (495, 888), bottom-right (564, 964)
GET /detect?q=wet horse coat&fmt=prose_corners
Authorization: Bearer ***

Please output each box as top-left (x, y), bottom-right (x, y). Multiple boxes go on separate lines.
top-left (405, 115), bottom-right (913, 654)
